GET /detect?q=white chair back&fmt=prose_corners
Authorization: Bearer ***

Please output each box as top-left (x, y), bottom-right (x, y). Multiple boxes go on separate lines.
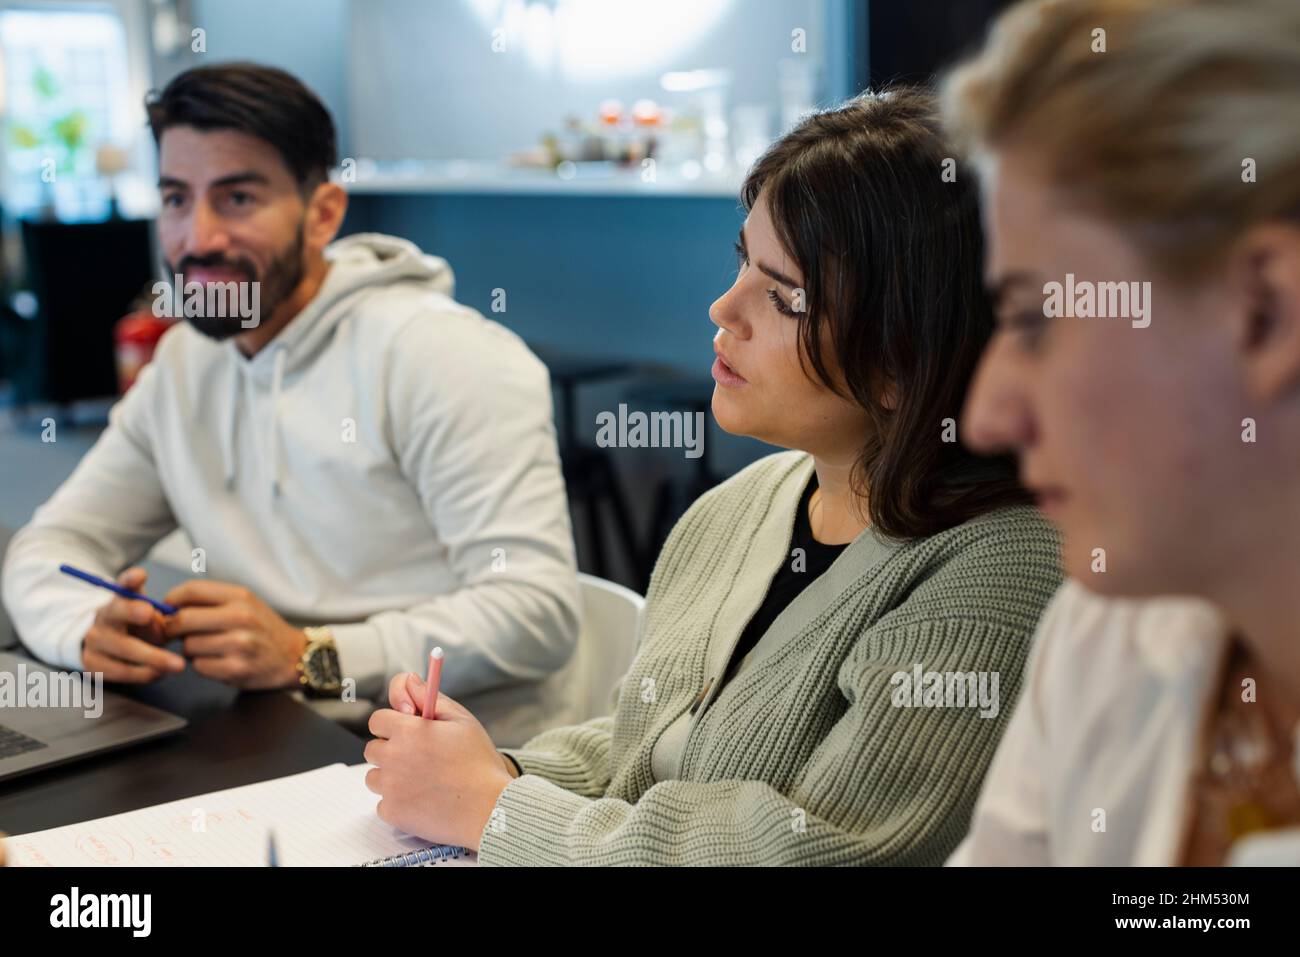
top-left (570, 572), bottom-right (645, 721)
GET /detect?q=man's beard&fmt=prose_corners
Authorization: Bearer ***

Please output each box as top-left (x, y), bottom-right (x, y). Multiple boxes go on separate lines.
top-left (165, 226), bottom-right (305, 342)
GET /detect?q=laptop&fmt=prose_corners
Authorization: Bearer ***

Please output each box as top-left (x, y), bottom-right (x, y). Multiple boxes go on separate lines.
top-left (0, 650), bottom-right (187, 782)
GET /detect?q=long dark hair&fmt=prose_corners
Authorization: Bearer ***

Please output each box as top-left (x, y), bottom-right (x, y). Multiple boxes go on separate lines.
top-left (742, 85), bottom-right (1029, 538)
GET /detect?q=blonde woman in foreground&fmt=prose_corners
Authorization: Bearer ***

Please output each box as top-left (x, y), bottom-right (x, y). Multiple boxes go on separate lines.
top-left (945, 0), bottom-right (1300, 865)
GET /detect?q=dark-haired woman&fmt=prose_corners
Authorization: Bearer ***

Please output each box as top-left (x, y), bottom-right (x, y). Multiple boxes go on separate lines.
top-left (363, 87), bottom-right (1063, 866)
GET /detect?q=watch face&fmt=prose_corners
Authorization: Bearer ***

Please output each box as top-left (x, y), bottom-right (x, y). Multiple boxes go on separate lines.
top-left (307, 645), bottom-right (341, 689)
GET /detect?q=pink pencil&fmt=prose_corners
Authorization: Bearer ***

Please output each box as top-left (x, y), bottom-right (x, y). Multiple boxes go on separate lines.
top-left (422, 647), bottom-right (444, 719)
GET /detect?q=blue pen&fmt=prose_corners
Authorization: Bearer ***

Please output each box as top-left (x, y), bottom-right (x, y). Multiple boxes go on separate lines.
top-left (58, 564), bottom-right (178, 616)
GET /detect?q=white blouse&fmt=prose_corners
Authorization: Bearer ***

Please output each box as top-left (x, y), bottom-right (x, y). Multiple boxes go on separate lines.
top-left (949, 580), bottom-right (1300, 866)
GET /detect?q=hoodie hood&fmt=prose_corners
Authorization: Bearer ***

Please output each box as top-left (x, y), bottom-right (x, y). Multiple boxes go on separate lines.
top-left (219, 233), bottom-right (455, 496)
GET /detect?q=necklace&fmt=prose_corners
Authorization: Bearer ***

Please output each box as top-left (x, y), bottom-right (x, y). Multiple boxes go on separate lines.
top-left (1195, 641), bottom-right (1300, 845)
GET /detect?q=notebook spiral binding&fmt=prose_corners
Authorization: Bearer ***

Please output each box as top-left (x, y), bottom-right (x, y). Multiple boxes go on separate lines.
top-left (358, 844), bottom-right (467, 867)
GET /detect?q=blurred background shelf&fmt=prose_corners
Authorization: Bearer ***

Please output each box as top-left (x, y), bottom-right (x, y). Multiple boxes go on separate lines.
top-left (340, 160), bottom-right (745, 198)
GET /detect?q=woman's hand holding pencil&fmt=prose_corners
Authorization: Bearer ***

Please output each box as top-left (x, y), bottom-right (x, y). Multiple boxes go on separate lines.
top-left (387, 667), bottom-right (520, 779)
top-left (364, 650), bottom-right (516, 850)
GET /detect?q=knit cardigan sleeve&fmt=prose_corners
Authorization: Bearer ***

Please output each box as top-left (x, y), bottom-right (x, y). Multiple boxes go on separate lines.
top-left (479, 505), bottom-right (1051, 865)
top-left (496, 713), bottom-right (617, 799)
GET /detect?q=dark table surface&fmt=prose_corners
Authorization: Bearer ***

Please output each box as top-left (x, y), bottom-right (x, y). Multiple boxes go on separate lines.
top-left (0, 523), bottom-right (366, 836)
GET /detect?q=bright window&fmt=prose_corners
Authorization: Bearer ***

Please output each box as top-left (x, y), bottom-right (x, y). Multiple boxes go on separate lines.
top-left (1, 6), bottom-right (134, 219)
top-left (464, 0), bottom-right (735, 80)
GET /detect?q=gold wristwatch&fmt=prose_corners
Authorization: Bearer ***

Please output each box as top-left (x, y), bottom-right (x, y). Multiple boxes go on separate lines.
top-left (298, 626), bottom-right (343, 697)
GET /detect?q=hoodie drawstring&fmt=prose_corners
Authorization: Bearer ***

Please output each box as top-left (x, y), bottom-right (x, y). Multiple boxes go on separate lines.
top-left (269, 347), bottom-right (287, 498)
top-left (221, 358), bottom-right (240, 490)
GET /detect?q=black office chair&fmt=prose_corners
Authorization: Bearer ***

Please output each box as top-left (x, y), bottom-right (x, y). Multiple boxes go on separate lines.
top-left (528, 344), bottom-right (647, 587)
top-left (627, 374), bottom-right (728, 564)
top-left (14, 218), bottom-right (154, 416)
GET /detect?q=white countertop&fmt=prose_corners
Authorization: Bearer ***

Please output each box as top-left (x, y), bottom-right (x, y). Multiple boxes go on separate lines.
top-left (335, 159), bottom-right (744, 198)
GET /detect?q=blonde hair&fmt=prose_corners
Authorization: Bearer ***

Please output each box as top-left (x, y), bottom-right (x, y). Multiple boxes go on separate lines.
top-left (943, 0), bottom-right (1300, 275)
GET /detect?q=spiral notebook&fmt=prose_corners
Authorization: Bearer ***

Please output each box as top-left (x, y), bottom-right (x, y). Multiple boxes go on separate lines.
top-left (3, 763), bottom-right (477, 867)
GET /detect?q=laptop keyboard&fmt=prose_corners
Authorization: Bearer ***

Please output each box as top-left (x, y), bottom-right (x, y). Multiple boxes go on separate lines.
top-left (0, 723), bottom-right (48, 758)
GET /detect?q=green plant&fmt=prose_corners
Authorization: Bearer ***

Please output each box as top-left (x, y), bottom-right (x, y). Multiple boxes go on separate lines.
top-left (7, 64), bottom-right (90, 172)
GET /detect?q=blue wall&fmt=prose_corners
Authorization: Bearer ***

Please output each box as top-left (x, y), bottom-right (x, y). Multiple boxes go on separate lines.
top-left (342, 192), bottom-right (740, 369)
top-left (340, 190), bottom-right (778, 483)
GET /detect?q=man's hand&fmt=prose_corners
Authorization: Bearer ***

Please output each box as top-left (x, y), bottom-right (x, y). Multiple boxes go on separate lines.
top-left (82, 567), bottom-right (186, 684)
top-left (162, 580), bottom-right (307, 689)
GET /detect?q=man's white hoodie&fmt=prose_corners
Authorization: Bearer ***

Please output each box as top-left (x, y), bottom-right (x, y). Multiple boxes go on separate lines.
top-left (2, 233), bottom-right (582, 745)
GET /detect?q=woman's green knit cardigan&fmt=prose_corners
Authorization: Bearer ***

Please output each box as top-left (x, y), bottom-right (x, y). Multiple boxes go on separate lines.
top-left (480, 450), bottom-right (1062, 865)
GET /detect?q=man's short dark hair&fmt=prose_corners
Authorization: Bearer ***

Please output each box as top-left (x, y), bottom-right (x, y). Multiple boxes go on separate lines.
top-left (146, 62), bottom-right (337, 192)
